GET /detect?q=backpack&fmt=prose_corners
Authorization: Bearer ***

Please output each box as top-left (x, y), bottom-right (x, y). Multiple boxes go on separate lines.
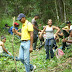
top-left (56, 48), bottom-right (64, 59)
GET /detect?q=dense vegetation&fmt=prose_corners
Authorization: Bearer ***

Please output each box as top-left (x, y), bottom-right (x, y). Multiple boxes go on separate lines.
top-left (0, 33), bottom-right (72, 72)
top-left (0, 0), bottom-right (72, 72)
top-left (0, 0), bottom-right (72, 28)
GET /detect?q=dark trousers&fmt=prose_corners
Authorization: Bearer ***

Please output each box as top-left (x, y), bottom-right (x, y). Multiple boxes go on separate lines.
top-left (62, 42), bottom-right (68, 50)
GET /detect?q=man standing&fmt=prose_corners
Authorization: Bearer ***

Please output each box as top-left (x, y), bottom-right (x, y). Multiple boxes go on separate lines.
top-left (32, 15), bottom-right (41, 50)
top-left (13, 13), bottom-right (35, 72)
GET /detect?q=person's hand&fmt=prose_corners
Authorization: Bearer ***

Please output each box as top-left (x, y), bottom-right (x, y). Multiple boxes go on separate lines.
top-left (29, 47), bottom-right (33, 53)
top-left (18, 28), bottom-right (21, 31)
top-left (38, 24), bottom-right (42, 26)
top-left (12, 28), bottom-right (17, 33)
top-left (39, 29), bottom-right (41, 32)
top-left (62, 38), bottom-right (67, 42)
top-left (9, 53), bottom-right (12, 56)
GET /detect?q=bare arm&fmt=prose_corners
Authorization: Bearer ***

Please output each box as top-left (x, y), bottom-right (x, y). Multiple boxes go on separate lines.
top-left (2, 44), bottom-right (11, 56)
top-left (58, 32), bottom-right (63, 36)
top-left (62, 38), bottom-right (72, 43)
top-left (29, 31), bottom-right (33, 53)
top-left (62, 28), bottom-right (69, 32)
top-left (39, 26), bottom-right (46, 39)
top-left (12, 28), bottom-right (21, 36)
top-left (66, 40), bottom-right (72, 43)
top-left (41, 26), bottom-right (46, 34)
top-left (53, 26), bottom-right (60, 34)
top-left (33, 24), bottom-right (41, 32)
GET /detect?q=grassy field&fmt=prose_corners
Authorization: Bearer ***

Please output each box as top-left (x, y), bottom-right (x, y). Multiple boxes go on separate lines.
top-left (0, 30), bottom-right (72, 72)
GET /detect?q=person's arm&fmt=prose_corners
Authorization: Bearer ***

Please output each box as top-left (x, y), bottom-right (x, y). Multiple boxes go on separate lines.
top-left (62, 27), bottom-right (69, 32)
top-left (12, 28), bottom-right (21, 36)
top-left (33, 24), bottom-right (41, 32)
top-left (41, 26), bottom-right (46, 34)
top-left (53, 26), bottom-right (60, 34)
top-left (58, 32), bottom-right (63, 36)
top-left (38, 32), bottom-right (43, 39)
top-left (29, 31), bottom-right (33, 53)
top-left (66, 40), bottom-right (72, 43)
top-left (62, 38), bottom-right (72, 43)
top-left (2, 43), bottom-right (11, 56)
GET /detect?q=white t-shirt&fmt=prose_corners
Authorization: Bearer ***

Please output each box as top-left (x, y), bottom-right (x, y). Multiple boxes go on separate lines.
top-left (0, 41), bottom-right (3, 53)
top-left (70, 25), bottom-right (72, 30)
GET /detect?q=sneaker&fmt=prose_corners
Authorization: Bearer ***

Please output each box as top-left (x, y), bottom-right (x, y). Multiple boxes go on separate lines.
top-left (31, 65), bottom-right (36, 72)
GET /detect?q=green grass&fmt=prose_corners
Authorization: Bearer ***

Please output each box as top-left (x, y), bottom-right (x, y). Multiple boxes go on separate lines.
top-left (0, 17), bottom-right (72, 72)
top-left (0, 31), bottom-right (72, 72)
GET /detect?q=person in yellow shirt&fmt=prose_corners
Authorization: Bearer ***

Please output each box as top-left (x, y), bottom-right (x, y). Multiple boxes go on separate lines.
top-left (62, 21), bottom-right (71, 32)
top-left (62, 21), bottom-right (71, 38)
top-left (13, 13), bottom-right (36, 72)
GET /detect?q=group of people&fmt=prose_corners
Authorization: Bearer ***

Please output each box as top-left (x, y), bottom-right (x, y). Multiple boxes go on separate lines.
top-left (0, 13), bottom-right (72, 72)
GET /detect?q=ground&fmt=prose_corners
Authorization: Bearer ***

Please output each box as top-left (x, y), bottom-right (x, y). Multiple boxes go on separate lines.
top-left (0, 32), bottom-right (72, 72)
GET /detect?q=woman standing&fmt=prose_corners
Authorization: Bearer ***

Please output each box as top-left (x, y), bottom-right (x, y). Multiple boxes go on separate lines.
top-left (42, 19), bottom-right (60, 60)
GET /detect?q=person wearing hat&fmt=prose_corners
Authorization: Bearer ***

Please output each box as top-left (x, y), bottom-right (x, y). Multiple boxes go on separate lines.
top-left (32, 14), bottom-right (41, 50)
top-left (12, 13), bottom-right (36, 72)
top-left (62, 21), bottom-right (72, 38)
top-left (9, 22), bottom-right (19, 35)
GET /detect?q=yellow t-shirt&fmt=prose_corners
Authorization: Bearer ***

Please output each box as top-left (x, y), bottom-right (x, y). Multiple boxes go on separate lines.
top-left (64, 26), bottom-right (70, 29)
top-left (21, 20), bottom-right (33, 40)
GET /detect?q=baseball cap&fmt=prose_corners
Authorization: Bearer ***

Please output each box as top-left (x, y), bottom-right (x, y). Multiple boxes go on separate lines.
top-left (66, 21), bottom-right (71, 24)
top-left (16, 13), bottom-right (26, 20)
top-left (14, 22), bottom-right (19, 25)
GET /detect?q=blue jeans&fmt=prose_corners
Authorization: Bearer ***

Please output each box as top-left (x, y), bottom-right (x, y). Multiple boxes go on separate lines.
top-left (45, 38), bottom-right (54, 59)
top-left (0, 51), bottom-right (19, 61)
top-left (19, 40), bottom-right (33, 72)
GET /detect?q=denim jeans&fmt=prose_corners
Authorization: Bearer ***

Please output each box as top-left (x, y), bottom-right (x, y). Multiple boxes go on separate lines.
top-left (0, 51), bottom-right (12, 57)
top-left (45, 39), bottom-right (54, 59)
top-left (0, 51), bottom-right (19, 61)
top-left (19, 40), bottom-right (33, 72)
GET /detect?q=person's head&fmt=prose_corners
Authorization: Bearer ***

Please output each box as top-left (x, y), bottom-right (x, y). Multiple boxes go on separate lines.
top-left (66, 21), bottom-right (71, 27)
top-left (34, 14), bottom-right (39, 20)
top-left (16, 13), bottom-right (26, 23)
top-left (1, 36), bottom-right (6, 43)
top-left (14, 22), bottom-right (19, 27)
top-left (69, 30), bottom-right (72, 36)
top-left (5, 24), bottom-right (8, 27)
top-left (47, 19), bottom-right (52, 26)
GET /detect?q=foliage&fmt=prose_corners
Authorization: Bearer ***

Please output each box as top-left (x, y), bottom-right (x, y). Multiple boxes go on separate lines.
top-left (0, 31), bottom-right (72, 72)
top-left (0, 0), bottom-right (72, 29)
top-left (0, 0), bottom-right (72, 72)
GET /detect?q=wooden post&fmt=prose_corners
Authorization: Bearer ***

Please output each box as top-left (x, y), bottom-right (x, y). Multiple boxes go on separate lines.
top-left (12, 17), bottom-right (17, 72)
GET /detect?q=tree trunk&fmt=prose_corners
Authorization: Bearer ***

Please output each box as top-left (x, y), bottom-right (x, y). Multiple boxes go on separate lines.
top-left (63, 0), bottom-right (66, 23)
top-left (55, 0), bottom-right (59, 21)
top-left (57, 0), bottom-right (64, 22)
